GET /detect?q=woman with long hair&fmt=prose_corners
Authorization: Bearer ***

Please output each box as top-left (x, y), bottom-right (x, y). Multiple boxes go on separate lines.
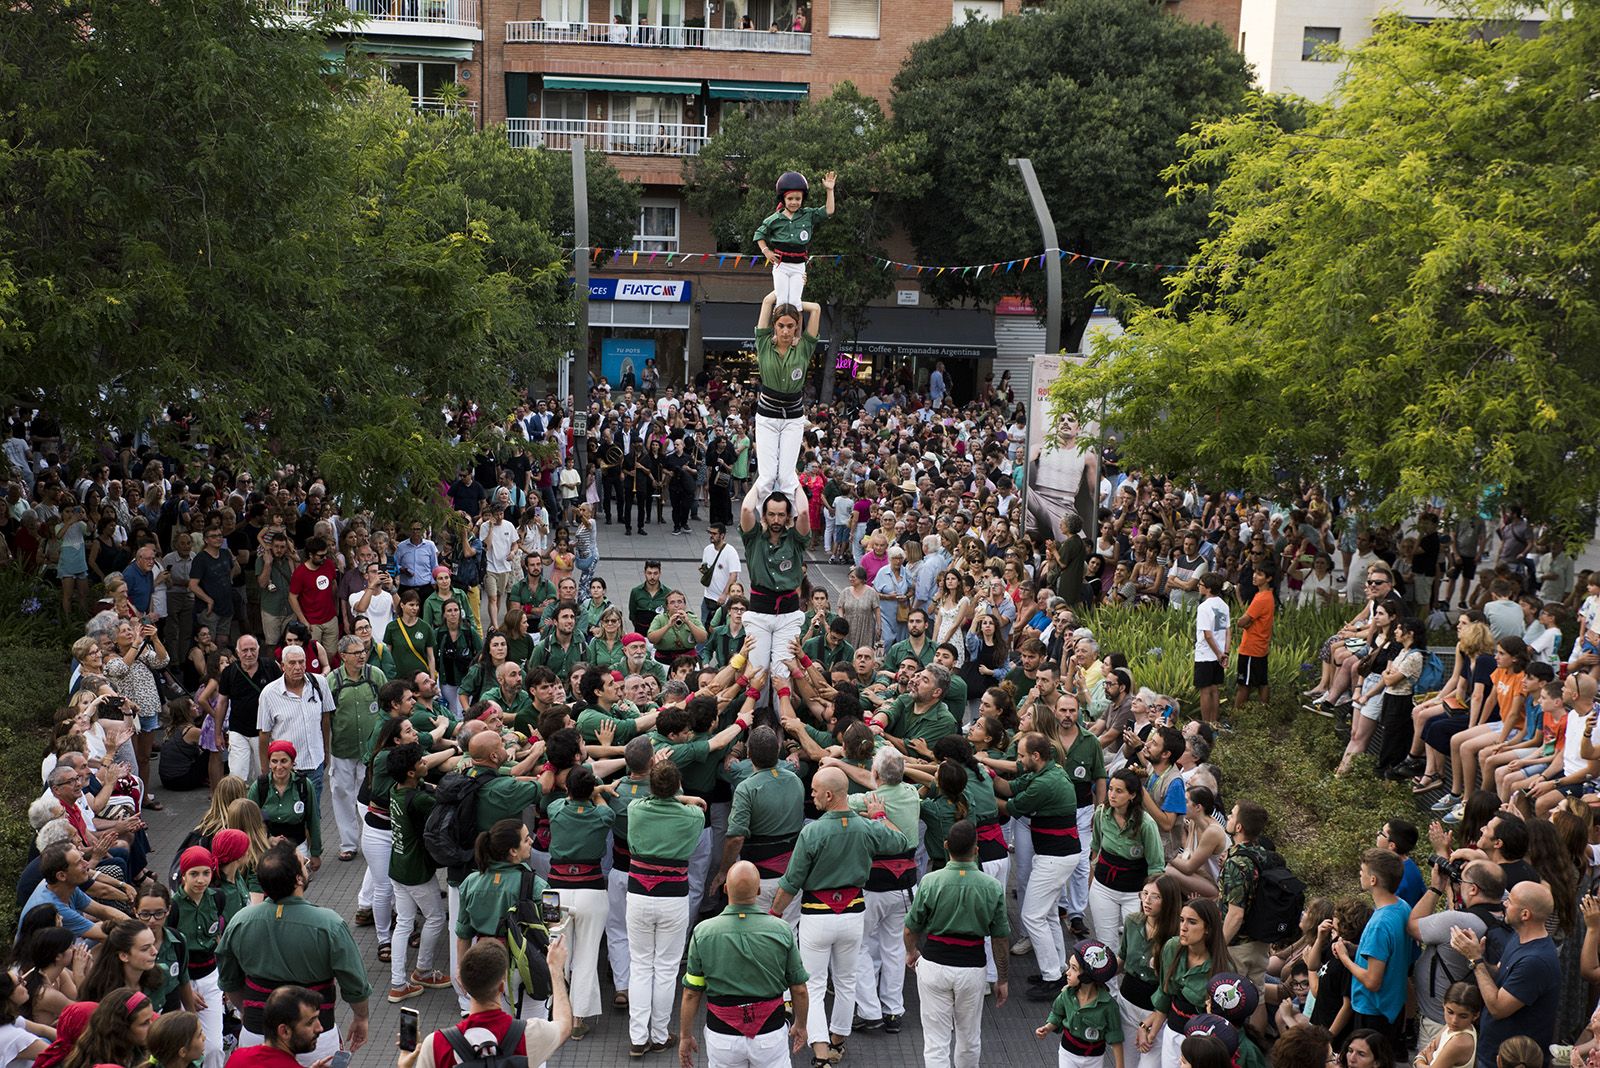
top-left (1166, 784), bottom-right (1228, 898)
top-left (0, 972), bottom-right (49, 1066)
top-left (105, 616), bottom-right (170, 806)
top-left (1118, 875), bottom-right (1184, 1068)
top-left (961, 612), bottom-right (1010, 722)
top-left (246, 742), bottom-right (321, 868)
top-left (586, 607), bottom-right (627, 672)
top-left (1442, 637), bottom-right (1531, 819)
top-left (78, 918), bottom-right (159, 1002)
top-left (1088, 768), bottom-right (1166, 942)
top-left (59, 987), bottom-right (154, 1068)
top-left (18, 927), bottom-right (84, 1024)
top-left (146, 1011), bottom-right (205, 1068)
top-left (1410, 616), bottom-right (1496, 793)
top-left (435, 600), bottom-right (479, 715)
top-left (1140, 898), bottom-right (1230, 1068)
top-left (456, 818), bottom-right (548, 1011)
top-left (931, 569), bottom-right (972, 666)
top-left (133, 883), bottom-right (197, 1013)
top-left (1335, 601), bottom-right (1401, 777)
top-left (159, 697), bottom-right (208, 793)
top-left (458, 630), bottom-right (510, 713)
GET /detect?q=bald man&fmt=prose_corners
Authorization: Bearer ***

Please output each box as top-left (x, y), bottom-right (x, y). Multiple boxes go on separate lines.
top-left (679, 862), bottom-right (809, 1068)
top-left (1451, 879), bottom-right (1558, 1068)
top-left (770, 768), bottom-right (907, 1064)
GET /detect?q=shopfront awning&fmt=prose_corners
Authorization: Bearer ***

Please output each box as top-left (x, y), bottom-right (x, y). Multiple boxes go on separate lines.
top-left (700, 302), bottom-right (996, 359)
top-left (707, 80), bottom-right (809, 101)
top-left (542, 75), bottom-right (700, 95)
top-left (326, 39), bottom-right (475, 60)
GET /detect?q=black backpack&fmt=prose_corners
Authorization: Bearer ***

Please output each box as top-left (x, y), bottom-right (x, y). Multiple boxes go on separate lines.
top-left (423, 768), bottom-right (486, 869)
top-left (1241, 847), bottom-right (1307, 943)
top-left (440, 1019), bottom-right (527, 1068)
top-left (250, 772), bottom-right (312, 815)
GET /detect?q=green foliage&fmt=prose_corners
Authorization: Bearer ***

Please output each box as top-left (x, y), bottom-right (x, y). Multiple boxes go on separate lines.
top-left (0, 635), bottom-right (66, 930)
top-left (1049, 3), bottom-right (1600, 533)
top-left (889, 0), bottom-right (1252, 350)
top-left (683, 84), bottom-right (930, 398)
top-left (1081, 600), bottom-right (1400, 895)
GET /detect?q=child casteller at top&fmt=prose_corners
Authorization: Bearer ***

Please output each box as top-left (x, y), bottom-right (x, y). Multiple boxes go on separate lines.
top-left (754, 169), bottom-right (835, 306)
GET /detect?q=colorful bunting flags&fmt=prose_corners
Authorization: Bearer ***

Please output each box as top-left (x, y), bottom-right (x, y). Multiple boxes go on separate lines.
top-left (560, 245), bottom-right (1196, 275)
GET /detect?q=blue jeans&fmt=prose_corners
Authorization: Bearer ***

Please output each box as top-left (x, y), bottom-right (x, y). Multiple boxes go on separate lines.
top-left (305, 764), bottom-right (326, 806)
top-left (576, 555), bottom-right (598, 586)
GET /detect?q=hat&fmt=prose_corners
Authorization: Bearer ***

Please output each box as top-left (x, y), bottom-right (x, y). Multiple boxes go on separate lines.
top-left (178, 846), bottom-right (216, 876)
top-left (211, 829), bottom-right (250, 866)
top-left (775, 170), bottom-right (809, 196)
top-left (623, 632), bottom-right (647, 646)
top-left (1183, 1015), bottom-right (1240, 1055)
top-left (1071, 939), bottom-right (1118, 985)
top-left (1206, 973), bottom-right (1259, 1025)
top-left (267, 739), bottom-right (298, 761)
top-left (432, 565), bottom-right (451, 579)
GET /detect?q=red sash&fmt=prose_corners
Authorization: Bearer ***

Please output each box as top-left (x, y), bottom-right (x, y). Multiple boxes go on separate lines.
top-left (801, 887), bottom-right (864, 914)
top-left (705, 996), bottom-right (786, 1038)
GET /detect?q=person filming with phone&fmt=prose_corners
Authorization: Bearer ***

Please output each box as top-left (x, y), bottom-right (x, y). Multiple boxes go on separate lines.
top-left (399, 939), bottom-right (572, 1068)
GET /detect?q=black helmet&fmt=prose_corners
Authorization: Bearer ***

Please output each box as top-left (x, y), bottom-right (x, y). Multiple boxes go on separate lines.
top-left (775, 171), bottom-right (809, 197)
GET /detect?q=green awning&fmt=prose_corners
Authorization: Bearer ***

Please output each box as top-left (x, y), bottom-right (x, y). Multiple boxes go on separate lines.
top-left (542, 75), bottom-right (700, 95)
top-left (351, 40), bottom-right (474, 60)
top-left (707, 80), bottom-right (808, 101)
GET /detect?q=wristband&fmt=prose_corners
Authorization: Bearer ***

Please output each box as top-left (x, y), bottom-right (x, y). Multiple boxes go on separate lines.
top-left (735, 717), bottom-right (750, 732)
top-left (730, 654), bottom-right (748, 671)
top-left (746, 687), bottom-right (761, 701)
top-left (800, 655), bottom-right (813, 669)
top-left (869, 811), bottom-right (887, 820)
top-left (735, 675), bottom-right (749, 689)
top-left (777, 686), bottom-right (791, 699)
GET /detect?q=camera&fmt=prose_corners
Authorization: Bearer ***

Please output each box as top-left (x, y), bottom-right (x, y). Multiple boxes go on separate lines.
top-left (1429, 854), bottom-right (1466, 883)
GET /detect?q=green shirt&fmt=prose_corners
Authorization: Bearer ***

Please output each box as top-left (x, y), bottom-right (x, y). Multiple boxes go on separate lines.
top-left (257, 555), bottom-right (294, 617)
top-left (385, 617), bottom-right (435, 682)
top-left (527, 633), bottom-right (587, 678)
top-left (1152, 936), bottom-right (1215, 1015)
top-left (628, 583), bottom-right (672, 633)
top-left (509, 577), bottom-right (558, 616)
top-left (942, 671), bottom-right (968, 712)
top-left (684, 904), bottom-right (808, 999)
top-left (606, 775), bottom-right (652, 854)
top-left (586, 637), bottom-right (627, 671)
top-left (886, 636), bottom-right (936, 669)
top-left (1119, 912), bottom-right (1160, 984)
top-left (578, 598), bottom-right (616, 639)
top-left (328, 665), bottom-right (387, 760)
top-left (456, 861), bottom-right (549, 940)
top-left (250, 773), bottom-right (321, 857)
top-left (1008, 763), bottom-right (1078, 823)
top-left (216, 870), bottom-right (252, 924)
top-left (458, 661), bottom-right (503, 705)
top-left (646, 610), bottom-right (699, 655)
top-left (574, 703), bottom-right (644, 745)
top-left (732, 435), bottom-right (751, 480)
top-left (652, 731), bottom-right (725, 798)
top-left (1060, 728), bottom-right (1107, 807)
top-left (389, 784), bottom-right (437, 886)
top-left (481, 686), bottom-right (536, 735)
top-left (706, 624), bottom-right (748, 668)
top-left (803, 634), bottom-right (855, 672)
top-left (152, 929), bottom-right (189, 1009)
top-left (777, 808), bottom-right (906, 896)
top-left (504, 631), bottom-right (534, 667)
top-left (903, 858), bottom-right (1010, 941)
top-left (217, 896), bottom-right (371, 1004)
top-left (882, 694), bottom-right (959, 746)
top-left (173, 888), bottom-right (222, 957)
top-left (727, 764), bottom-right (805, 840)
top-left (1091, 807), bottom-right (1165, 870)
top-left (547, 796), bottom-right (616, 863)
top-left (741, 524), bottom-right (807, 594)
top-left (846, 780), bottom-right (920, 850)
top-left (475, 769), bottom-right (542, 831)
top-left (625, 796), bottom-right (705, 862)
top-left (1046, 985), bottom-right (1123, 1045)
top-left (753, 205), bottom-right (828, 252)
top-left (423, 588), bottom-right (477, 637)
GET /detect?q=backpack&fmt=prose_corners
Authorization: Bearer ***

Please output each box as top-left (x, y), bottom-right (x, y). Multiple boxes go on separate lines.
top-left (498, 869), bottom-right (553, 1002)
top-left (455, 538), bottom-right (486, 589)
top-left (1416, 651), bottom-right (1446, 694)
top-left (440, 1019), bottom-right (527, 1068)
top-left (423, 769), bottom-right (486, 869)
top-left (167, 829), bottom-right (209, 886)
top-left (330, 666), bottom-right (375, 705)
top-left (250, 772), bottom-right (312, 815)
top-left (1241, 847), bottom-right (1307, 944)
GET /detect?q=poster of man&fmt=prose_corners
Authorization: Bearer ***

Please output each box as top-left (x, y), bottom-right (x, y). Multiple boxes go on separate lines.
top-left (1024, 354), bottom-right (1099, 548)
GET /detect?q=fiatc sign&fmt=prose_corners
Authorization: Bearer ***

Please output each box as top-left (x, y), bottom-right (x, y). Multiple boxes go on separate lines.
top-left (586, 278), bottom-right (692, 302)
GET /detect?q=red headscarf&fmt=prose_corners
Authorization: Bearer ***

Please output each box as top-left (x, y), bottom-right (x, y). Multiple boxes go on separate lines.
top-left (33, 1001), bottom-right (95, 1068)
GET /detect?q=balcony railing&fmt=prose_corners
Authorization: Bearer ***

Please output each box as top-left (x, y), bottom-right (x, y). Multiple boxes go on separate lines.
top-left (287, 0), bottom-right (481, 30)
top-left (414, 96), bottom-right (479, 115)
top-left (505, 19), bottom-right (811, 53)
top-left (507, 117), bottom-right (708, 156)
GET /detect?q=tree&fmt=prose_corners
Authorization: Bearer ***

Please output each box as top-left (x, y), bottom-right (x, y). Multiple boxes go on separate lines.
top-left (683, 84), bottom-right (928, 401)
top-left (0, 0), bottom-right (636, 514)
top-left (1048, 4), bottom-right (1600, 534)
top-left (890, 0), bottom-right (1251, 352)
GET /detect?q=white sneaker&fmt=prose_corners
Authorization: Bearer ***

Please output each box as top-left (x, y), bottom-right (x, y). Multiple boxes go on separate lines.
top-left (1010, 937), bottom-right (1033, 956)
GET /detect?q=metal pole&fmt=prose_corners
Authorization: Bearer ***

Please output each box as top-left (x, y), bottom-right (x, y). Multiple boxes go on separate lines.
top-left (572, 137), bottom-right (591, 483)
top-left (1008, 157), bottom-right (1060, 355)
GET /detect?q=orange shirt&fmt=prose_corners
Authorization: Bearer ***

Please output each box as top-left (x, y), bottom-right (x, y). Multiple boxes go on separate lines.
top-left (1490, 668), bottom-right (1526, 729)
top-left (1238, 589), bottom-right (1276, 658)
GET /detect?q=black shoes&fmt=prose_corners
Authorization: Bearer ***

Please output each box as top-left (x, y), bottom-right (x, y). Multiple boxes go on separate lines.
top-left (884, 1014), bottom-right (903, 1034)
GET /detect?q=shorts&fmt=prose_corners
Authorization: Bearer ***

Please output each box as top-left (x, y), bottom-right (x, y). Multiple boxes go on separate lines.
top-left (1449, 554), bottom-right (1479, 581)
top-left (1193, 660), bottom-right (1225, 689)
top-left (1236, 654), bottom-right (1270, 689)
top-left (138, 711), bottom-right (162, 733)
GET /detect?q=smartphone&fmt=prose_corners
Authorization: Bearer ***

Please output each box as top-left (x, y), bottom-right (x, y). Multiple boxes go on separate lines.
top-left (541, 889), bottom-right (562, 926)
top-left (398, 1008), bottom-right (420, 1053)
top-left (330, 1052), bottom-right (352, 1068)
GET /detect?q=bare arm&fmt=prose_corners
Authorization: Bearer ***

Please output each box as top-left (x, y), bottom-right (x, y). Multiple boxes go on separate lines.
top-left (756, 291), bottom-right (777, 330)
top-left (803, 300), bottom-right (822, 337)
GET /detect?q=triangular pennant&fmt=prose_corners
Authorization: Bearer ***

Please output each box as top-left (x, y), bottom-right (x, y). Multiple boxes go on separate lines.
top-left (718, 255), bottom-right (727, 267)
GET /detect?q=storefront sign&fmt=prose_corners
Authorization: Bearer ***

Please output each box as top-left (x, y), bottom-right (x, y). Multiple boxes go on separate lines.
top-left (584, 278), bottom-right (692, 302)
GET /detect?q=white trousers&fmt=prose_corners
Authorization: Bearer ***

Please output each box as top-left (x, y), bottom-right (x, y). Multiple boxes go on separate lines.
top-left (556, 887), bottom-right (609, 1018)
top-left (980, 856), bottom-right (1010, 983)
top-left (705, 1024), bottom-right (789, 1068)
top-left (1012, 816), bottom-right (1034, 894)
top-left (1066, 806), bottom-right (1093, 917)
top-left (627, 893), bottom-right (688, 1045)
top-left (390, 877), bottom-right (445, 990)
top-left (745, 608), bottom-right (805, 682)
top-left (1159, 1022), bottom-right (1185, 1068)
top-left (686, 826), bottom-right (715, 924)
top-left (855, 888), bottom-right (911, 1020)
top-left (1060, 1050), bottom-right (1104, 1068)
top-left (917, 959), bottom-right (987, 1068)
top-left (226, 731), bottom-right (259, 781)
top-left (800, 910), bottom-right (864, 1044)
top-left (1087, 880), bottom-right (1143, 945)
top-left (755, 877), bottom-right (801, 927)
top-left (753, 413), bottom-right (805, 504)
top-left (771, 261), bottom-right (806, 307)
top-left (195, 970), bottom-right (224, 1068)
top-left (239, 1025), bottom-right (340, 1066)
top-left (1118, 991), bottom-right (1163, 1068)
top-left (606, 867), bottom-right (632, 993)
top-left (326, 756), bottom-right (365, 854)
top-left (448, 883), bottom-right (469, 1011)
top-left (357, 824), bottom-right (393, 944)
top-left (1022, 852), bottom-right (1076, 982)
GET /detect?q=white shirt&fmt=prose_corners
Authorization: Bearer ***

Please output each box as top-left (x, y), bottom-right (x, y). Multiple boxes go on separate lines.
top-left (349, 588), bottom-right (394, 638)
top-left (479, 518), bottom-right (517, 574)
top-left (1561, 708), bottom-right (1600, 778)
top-left (258, 673), bottom-right (334, 770)
top-left (1194, 595), bottom-right (1230, 663)
top-left (701, 541), bottom-right (741, 602)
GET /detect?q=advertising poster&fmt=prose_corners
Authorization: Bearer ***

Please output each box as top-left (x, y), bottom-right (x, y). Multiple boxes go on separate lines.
top-left (1023, 354), bottom-right (1098, 546)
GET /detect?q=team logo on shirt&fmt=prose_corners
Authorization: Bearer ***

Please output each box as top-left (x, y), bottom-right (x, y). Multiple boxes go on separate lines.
top-left (170, 961), bottom-right (181, 977)
top-left (1129, 844), bottom-right (1143, 858)
top-left (779, 559), bottom-right (793, 571)
top-left (315, 575), bottom-right (330, 590)
top-left (1072, 765), bottom-right (1086, 780)
top-left (208, 920), bottom-right (220, 935)
top-left (1085, 1028), bottom-right (1101, 1041)
top-left (293, 801), bottom-right (305, 815)
top-left (799, 230), bottom-right (810, 241)
top-left (790, 368), bottom-right (803, 381)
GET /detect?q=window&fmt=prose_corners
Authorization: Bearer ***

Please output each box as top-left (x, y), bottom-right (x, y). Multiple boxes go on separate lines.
top-left (542, 0), bottom-right (582, 20)
top-left (829, 0), bottom-right (879, 38)
top-left (715, 99), bottom-right (799, 126)
top-left (633, 199), bottom-right (679, 252)
top-left (385, 61), bottom-right (458, 106)
top-left (951, 0), bottom-right (1001, 21)
top-left (541, 90), bottom-right (587, 121)
top-left (1301, 26), bottom-right (1340, 61)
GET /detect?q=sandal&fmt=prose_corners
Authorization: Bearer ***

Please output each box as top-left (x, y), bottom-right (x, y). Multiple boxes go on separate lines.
top-left (1411, 774), bottom-right (1443, 793)
top-left (378, 944), bottom-right (392, 963)
top-left (144, 797), bottom-right (164, 811)
top-left (827, 1040), bottom-right (846, 1063)
top-left (338, 850), bottom-right (357, 862)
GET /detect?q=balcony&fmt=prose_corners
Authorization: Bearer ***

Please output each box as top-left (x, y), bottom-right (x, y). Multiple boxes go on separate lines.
top-left (286, 0), bottom-right (482, 37)
top-left (414, 96), bottom-right (479, 116)
top-left (504, 19), bottom-right (810, 53)
top-left (507, 117), bottom-right (708, 156)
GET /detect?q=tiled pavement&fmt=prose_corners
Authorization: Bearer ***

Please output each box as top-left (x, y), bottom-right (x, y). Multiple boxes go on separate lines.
top-left (144, 524), bottom-right (1063, 1068)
